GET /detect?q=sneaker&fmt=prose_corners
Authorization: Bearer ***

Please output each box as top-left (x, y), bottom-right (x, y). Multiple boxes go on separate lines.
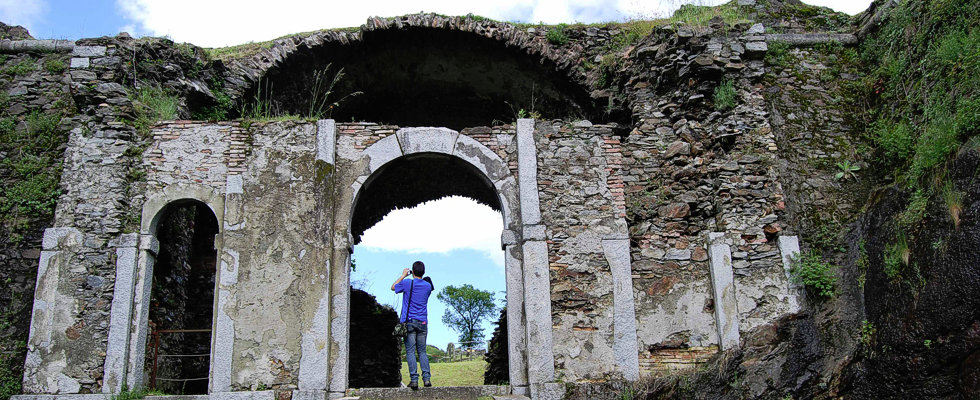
top-left (424, 380), bottom-right (432, 387)
top-left (408, 381), bottom-right (418, 390)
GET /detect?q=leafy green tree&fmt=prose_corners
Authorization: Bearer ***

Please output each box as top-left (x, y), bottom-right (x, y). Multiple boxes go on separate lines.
top-left (437, 284), bottom-right (497, 349)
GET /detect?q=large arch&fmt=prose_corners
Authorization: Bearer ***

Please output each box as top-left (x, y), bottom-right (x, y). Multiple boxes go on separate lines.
top-left (219, 14), bottom-right (615, 129)
top-left (334, 127), bottom-right (532, 394)
top-left (101, 184), bottom-right (225, 393)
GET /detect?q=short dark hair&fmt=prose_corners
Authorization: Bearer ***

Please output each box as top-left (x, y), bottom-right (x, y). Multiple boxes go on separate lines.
top-left (412, 261), bottom-right (425, 277)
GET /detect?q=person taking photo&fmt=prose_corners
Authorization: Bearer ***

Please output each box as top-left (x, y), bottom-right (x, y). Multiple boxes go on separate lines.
top-left (391, 261), bottom-right (434, 389)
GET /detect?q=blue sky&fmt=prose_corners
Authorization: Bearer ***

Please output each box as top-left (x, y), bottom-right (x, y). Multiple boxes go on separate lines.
top-left (353, 196), bottom-right (506, 351)
top-left (3, 0), bottom-right (873, 48)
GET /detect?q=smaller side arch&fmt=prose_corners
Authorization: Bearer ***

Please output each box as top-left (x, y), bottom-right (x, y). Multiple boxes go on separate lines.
top-left (118, 184), bottom-right (225, 391)
top-left (141, 184), bottom-right (225, 235)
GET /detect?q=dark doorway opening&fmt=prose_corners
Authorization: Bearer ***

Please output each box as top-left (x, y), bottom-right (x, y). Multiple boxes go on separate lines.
top-left (147, 201), bottom-right (218, 394)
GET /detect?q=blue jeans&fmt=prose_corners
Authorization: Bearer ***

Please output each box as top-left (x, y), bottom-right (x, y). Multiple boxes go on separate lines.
top-left (404, 319), bottom-right (430, 383)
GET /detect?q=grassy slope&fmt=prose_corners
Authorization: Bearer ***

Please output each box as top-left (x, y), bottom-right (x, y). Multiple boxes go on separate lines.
top-left (399, 359), bottom-right (488, 386)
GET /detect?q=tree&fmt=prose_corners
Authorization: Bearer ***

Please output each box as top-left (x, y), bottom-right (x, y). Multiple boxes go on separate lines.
top-left (483, 307), bottom-right (509, 385)
top-left (437, 284), bottom-right (497, 349)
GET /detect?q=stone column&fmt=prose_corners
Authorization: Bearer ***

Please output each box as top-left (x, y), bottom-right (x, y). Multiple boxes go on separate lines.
top-left (327, 237), bottom-right (351, 399)
top-left (126, 234), bottom-right (159, 389)
top-left (22, 227), bottom-right (83, 394)
top-left (777, 235), bottom-right (802, 313)
top-left (296, 120), bottom-right (336, 397)
top-left (102, 233), bottom-right (139, 393)
top-left (707, 232), bottom-right (739, 349)
top-left (211, 175), bottom-right (245, 392)
top-left (503, 240), bottom-right (529, 396)
top-left (515, 119), bottom-right (556, 388)
top-left (600, 236), bottom-right (640, 381)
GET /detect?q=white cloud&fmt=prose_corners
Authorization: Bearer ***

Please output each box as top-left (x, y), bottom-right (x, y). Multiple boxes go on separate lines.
top-left (0, 0), bottom-right (46, 33)
top-left (115, 0), bottom-right (874, 48)
top-left (358, 196), bottom-right (505, 269)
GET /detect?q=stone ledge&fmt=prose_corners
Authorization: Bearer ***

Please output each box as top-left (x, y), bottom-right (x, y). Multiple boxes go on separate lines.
top-left (764, 33), bottom-right (858, 46)
top-left (348, 385), bottom-right (509, 399)
top-left (0, 39), bottom-right (73, 53)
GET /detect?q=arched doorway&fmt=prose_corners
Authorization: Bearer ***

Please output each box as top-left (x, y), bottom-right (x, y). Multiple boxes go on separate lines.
top-left (331, 127), bottom-right (533, 396)
top-left (145, 200), bottom-right (219, 394)
top-left (101, 185), bottom-right (225, 394)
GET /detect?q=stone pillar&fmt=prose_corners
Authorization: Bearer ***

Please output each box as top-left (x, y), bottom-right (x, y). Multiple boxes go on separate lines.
top-left (516, 119), bottom-right (556, 387)
top-left (126, 234), bottom-right (159, 389)
top-left (211, 175), bottom-right (245, 392)
top-left (296, 120), bottom-right (336, 395)
top-left (777, 235), bottom-right (802, 313)
top-left (707, 232), bottom-right (739, 350)
top-left (502, 240), bottom-right (529, 396)
top-left (102, 233), bottom-right (139, 393)
top-left (316, 119), bottom-right (336, 165)
top-left (328, 238), bottom-right (351, 399)
top-left (22, 227), bottom-right (83, 394)
top-left (601, 236), bottom-right (640, 381)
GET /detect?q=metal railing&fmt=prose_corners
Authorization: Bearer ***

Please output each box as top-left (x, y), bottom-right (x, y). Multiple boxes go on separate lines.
top-left (149, 328), bottom-right (211, 392)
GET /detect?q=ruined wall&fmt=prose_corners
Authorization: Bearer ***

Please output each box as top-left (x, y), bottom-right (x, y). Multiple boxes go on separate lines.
top-left (620, 21), bottom-right (801, 372)
top-left (0, 40), bottom-right (73, 398)
top-left (536, 121), bottom-right (627, 380)
top-left (2, 3), bottom-right (871, 397)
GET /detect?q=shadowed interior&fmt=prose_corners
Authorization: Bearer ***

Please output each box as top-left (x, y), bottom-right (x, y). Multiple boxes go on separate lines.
top-left (245, 28), bottom-right (603, 129)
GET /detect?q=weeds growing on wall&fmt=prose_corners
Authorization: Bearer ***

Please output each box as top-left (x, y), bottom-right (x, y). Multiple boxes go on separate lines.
top-left (192, 77), bottom-right (235, 121)
top-left (862, 0), bottom-right (980, 187)
top-left (546, 24), bottom-right (569, 45)
top-left (713, 79), bottom-right (736, 110)
top-left (790, 251), bottom-right (838, 299)
top-left (858, 0), bottom-right (980, 287)
top-left (0, 107), bottom-right (66, 244)
top-left (1, 57), bottom-right (35, 77)
top-left (308, 63), bottom-right (362, 119)
top-left (131, 86), bottom-right (179, 138)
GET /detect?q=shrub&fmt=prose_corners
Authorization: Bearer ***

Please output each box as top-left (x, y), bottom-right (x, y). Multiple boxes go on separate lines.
top-left (713, 78), bottom-right (736, 110)
top-left (765, 41), bottom-right (791, 68)
top-left (871, 119), bottom-right (914, 163)
top-left (1, 57), bottom-right (35, 76)
top-left (546, 24), bottom-right (568, 45)
top-left (790, 251), bottom-right (838, 298)
top-left (43, 58), bottom-right (66, 73)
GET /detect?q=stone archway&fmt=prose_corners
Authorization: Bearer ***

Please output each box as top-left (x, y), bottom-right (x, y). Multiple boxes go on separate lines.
top-left (326, 123), bottom-right (555, 397)
top-left (101, 184), bottom-right (224, 393)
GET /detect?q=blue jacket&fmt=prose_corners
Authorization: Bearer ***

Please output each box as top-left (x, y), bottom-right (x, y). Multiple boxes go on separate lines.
top-left (394, 277), bottom-right (432, 323)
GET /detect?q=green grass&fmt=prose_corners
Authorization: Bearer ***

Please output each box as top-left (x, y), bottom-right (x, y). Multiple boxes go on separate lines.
top-left (400, 359), bottom-right (487, 386)
top-left (713, 79), bottom-right (736, 110)
top-left (883, 232), bottom-right (909, 281)
top-left (131, 86), bottom-right (179, 137)
top-left (668, 0), bottom-right (751, 28)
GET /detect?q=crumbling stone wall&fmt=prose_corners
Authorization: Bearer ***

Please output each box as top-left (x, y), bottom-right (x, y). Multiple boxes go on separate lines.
top-left (3, 3), bottom-right (874, 397)
top-left (619, 20), bottom-right (800, 372)
top-left (536, 121), bottom-right (628, 380)
top-left (0, 25), bottom-right (75, 397)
